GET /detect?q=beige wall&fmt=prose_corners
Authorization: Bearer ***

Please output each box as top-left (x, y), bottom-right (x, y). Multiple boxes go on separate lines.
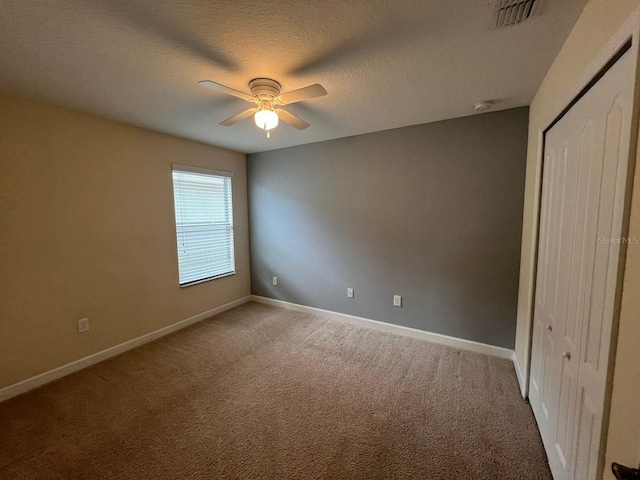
top-left (0, 93), bottom-right (250, 390)
top-left (514, 0), bottom-right (640, 475)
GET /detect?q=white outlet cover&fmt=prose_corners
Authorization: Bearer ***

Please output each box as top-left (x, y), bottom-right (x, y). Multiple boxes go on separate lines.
top-left (393, 295), bottom-right (402, 307)
top-left (272, 276), bottom-right (278, 286)
top-left (77, 318), bottom-right (90, 333)
top-left (347, 288), bottom-right (354, 298)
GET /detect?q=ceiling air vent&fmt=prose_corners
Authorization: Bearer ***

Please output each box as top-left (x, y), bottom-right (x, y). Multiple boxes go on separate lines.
top-left (491, 0), bottom-right (538, 30)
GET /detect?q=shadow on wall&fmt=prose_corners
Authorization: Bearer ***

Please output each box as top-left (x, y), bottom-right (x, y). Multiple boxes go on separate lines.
top-left (251, 179), bottom-right (520, 335)
top-left (251, 185), bottom-right (343, 308)
top-left (248, 108), bottom-right (528, 349)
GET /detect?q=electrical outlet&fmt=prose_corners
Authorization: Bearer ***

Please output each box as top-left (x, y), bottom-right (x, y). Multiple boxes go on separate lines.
top-left (347, 288), bottom-right (354, 298)
top-left (393, 295), bottom-right (402, 307)
top-left (77, 318), bottom-right (90, 333)
top-left (272, 276), bottom-right (278, 286)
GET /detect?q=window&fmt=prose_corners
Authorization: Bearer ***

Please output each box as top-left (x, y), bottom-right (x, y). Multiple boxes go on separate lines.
top-left (172, 165), bottom-right (235, 286)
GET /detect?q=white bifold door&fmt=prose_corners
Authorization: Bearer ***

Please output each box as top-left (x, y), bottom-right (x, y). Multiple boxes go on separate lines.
top-left (529, 48), bottom-right (636, 480)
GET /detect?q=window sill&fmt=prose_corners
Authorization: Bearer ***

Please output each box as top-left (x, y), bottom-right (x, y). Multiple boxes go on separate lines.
top-left (179, 271), bottom-right (236, 288)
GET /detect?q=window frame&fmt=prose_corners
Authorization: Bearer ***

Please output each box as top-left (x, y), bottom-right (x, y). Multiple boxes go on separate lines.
top-left (171, 164), bottom-right (236, 288)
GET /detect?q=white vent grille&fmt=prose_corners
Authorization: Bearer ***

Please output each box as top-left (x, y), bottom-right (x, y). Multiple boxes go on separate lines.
top-left (491, 0), bottom-right (538, 30)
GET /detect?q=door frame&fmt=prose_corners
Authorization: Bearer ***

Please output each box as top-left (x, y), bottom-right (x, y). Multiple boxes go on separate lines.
top-left (520, 7), bottom-right (640, 476)
top-left (521, 8), bottom-right (640, 398)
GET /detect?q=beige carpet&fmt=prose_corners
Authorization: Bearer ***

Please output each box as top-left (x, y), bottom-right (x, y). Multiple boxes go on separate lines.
top-left (0, 302), bottom-right (551, 479)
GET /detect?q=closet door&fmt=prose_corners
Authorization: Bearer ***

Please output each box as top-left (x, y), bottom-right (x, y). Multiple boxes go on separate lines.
top-left (529, 48), bottom-right (635, 480)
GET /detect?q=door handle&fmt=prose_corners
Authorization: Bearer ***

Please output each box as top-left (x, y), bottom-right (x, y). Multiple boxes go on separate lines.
top-left (562, 351), bottom-right (571, 360)
top-left (612, 463), bottom-right (640, 480)
top-left (546, 325), bottom-right (553, 332)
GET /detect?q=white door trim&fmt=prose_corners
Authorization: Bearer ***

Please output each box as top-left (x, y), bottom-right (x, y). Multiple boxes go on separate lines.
top-left (519, 7), bottom-right (640, 400)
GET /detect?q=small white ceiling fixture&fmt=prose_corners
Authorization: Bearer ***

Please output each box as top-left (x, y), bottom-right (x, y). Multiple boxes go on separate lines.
top-left (474, 101), bottom-right (494, 112)
top-left (198, 78), bottom-right (327, 138)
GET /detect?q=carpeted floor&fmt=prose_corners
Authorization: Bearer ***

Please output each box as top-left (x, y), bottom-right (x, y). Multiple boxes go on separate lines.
top-left (0, 302), bottom-right (551, 479)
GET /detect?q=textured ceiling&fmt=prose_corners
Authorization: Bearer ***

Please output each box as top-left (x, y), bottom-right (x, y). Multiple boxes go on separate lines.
top-left (0, 0), bottom-right (586, 154)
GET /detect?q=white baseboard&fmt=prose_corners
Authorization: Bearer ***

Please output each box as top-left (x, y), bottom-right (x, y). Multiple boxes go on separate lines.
top-left (251, 295), bottom-right (515, 360)
top-left (0, 295), bottom-right (251, 403)
top-left (512, 351), bottom-right (527, 398)
top-left (1, 295), bottom-right (519, 403)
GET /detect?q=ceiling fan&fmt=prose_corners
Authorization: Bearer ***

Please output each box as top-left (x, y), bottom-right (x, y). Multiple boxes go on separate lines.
top-left (198, 78), bottom-right (327, 138)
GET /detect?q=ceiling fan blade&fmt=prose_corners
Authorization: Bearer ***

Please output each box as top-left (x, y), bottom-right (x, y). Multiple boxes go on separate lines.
top-left (220, 108), bottom-right (257, 126)
top-left (278, 84), bottom-right (327, 105)
top-left (276, 109), bottom-right (310, 130)
top-left (199, 80), bottom-right (254, 102)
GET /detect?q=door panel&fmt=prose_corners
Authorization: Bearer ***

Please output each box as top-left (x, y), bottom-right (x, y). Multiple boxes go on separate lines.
top-left (574, 387), bottom-right (600, 480)
top-left (555, 358), bottom-right (577, 469)
top-left (542, 330), bottom-right (555, 419)
top-left (530, 145), bottom-right (557, 428)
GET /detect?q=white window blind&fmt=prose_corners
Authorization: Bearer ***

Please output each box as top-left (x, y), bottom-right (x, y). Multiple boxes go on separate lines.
top-left (172, 166), bottom-right (235, 286)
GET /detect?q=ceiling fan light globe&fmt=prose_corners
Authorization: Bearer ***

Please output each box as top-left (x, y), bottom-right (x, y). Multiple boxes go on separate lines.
top-left (254, 109), bottom-right (279, 131)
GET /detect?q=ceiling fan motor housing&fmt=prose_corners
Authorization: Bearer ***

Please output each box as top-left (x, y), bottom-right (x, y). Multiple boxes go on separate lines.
top-left (249, 78), bottom-right (282, 105)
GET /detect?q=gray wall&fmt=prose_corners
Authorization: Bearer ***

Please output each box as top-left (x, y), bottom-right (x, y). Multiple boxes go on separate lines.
top-left (247, 107), bottom-right (528, 349)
